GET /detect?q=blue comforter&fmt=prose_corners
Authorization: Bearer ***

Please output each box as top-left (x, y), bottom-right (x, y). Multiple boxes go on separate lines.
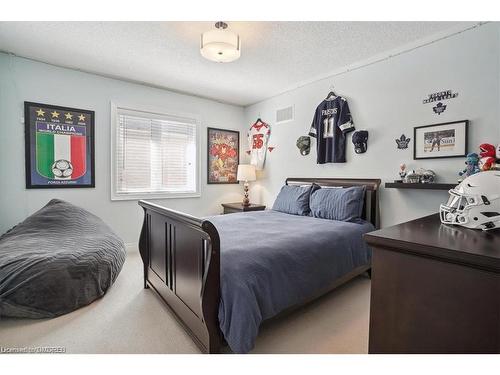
top-left (208, 210), bottom-right (374, 353)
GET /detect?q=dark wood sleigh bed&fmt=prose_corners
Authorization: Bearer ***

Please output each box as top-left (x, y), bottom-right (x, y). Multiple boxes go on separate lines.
top-left (138, 177), bottom-right (380, 353)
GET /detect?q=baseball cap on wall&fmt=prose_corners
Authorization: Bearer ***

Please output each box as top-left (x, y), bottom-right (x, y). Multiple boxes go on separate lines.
top-left (296, 136), bottom-right (311, 156)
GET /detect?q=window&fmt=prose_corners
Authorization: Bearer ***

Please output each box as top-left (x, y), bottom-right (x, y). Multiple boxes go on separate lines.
top-left (111, 104), bottom-right (199, 200)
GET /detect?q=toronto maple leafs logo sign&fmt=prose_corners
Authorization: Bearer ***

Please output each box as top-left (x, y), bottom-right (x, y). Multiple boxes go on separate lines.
top-left (423, 89), bottom-right (458, 115)
top-left (396, 134), bottom-right (411, 149)
top-left (423, 90), bottom-right (458, 104)
top-left (433, 102), bottom-right (447, 115)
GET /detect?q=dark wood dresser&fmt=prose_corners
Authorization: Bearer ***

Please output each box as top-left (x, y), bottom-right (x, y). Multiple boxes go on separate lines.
top-left (364, 213), bottom-right (500, 354)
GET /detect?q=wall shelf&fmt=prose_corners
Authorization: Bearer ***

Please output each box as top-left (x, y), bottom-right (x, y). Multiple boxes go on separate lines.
top-left (385, 182), bottom-right (457, 190)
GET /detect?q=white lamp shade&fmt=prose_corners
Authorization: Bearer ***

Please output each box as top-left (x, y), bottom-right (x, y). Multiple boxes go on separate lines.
top-left (200, 29), bottom-right (241, 63)
top-left (237, 164), bottom-right (256, 182)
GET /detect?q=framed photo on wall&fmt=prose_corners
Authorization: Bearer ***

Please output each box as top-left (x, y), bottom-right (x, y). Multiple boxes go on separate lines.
top-left (24, 102), bottom-right (95, 188)
top-left (413, 120), bottom-right (468, 160)
top-left (207, 127), bottom-right (239, 184)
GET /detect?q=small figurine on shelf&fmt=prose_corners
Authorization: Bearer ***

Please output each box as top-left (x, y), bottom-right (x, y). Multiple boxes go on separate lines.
top-left (396, 163), bottom-right (407, 182)
top-left (458, 152), bottom-right (480, 180)
top-left (418, 168), bottom-right (436, 183)
top-left (404, 170), bottom-right (420, 184)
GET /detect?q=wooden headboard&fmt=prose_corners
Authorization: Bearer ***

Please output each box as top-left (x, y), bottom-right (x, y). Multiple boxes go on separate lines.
top-left (285, 177), bottom-right (381, 229)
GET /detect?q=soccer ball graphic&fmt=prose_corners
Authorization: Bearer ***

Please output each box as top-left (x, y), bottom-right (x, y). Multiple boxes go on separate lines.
top-left (51, 159), bottom-right (73, 178)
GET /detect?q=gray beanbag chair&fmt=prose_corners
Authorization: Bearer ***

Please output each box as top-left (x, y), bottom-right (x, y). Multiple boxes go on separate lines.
top-left (0, 199), bottom-right (125, 319)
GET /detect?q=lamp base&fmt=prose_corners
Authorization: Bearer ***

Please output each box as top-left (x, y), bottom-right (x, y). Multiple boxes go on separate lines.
top-left (242, 181), bottom-right (250, 206)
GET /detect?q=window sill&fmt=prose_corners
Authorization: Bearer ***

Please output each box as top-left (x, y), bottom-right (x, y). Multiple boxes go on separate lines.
top-left (111, 192), bottom-right (201, 201)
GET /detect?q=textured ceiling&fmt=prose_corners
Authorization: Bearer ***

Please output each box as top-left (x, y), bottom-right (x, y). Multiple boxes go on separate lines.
top-left (0, 22), bottom-right (474, 106)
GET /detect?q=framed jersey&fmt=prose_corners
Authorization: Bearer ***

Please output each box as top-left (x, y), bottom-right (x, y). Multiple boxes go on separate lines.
top-left (24, 102), bottom-right (95, 189)
top-left (308, 96), bottom-right (354, 164)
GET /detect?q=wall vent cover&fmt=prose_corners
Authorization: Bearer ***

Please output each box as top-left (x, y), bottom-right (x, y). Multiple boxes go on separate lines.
top-left (276, 105), bottom-right (294, 124)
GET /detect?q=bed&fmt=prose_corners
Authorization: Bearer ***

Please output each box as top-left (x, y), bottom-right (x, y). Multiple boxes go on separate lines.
top-left (138, 178), bottom-right (380, 353)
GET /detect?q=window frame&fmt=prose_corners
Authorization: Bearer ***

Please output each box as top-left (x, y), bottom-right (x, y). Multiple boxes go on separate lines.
top-left (110, 102), bottom-right (201, 201)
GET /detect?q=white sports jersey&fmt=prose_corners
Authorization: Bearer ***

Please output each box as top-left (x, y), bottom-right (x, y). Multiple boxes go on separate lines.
top-left (247, 119), bottom-right (270, 170)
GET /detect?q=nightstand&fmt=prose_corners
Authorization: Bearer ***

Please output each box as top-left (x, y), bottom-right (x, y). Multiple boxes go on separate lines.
top-left (221, 202), bottom-right (266, 214)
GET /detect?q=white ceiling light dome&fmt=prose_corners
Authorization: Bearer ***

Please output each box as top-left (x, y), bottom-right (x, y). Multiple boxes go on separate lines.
top-left (200, 22), bottom-right (241, 63)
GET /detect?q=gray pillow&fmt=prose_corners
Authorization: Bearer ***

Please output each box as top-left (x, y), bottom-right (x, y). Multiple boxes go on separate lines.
top-left (310, 185), bottom-right (366, 221)
top-left (272, 184), bottom-right (318, 215)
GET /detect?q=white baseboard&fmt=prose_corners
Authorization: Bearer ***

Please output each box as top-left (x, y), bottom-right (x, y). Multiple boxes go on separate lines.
top-left (125, 242), bottom-right (138, 253)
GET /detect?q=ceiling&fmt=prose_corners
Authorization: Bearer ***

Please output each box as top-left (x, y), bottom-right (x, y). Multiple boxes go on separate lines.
top-left (0, 22), bottom-right (474, 106)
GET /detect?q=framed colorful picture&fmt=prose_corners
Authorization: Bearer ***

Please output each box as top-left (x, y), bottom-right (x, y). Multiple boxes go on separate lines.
top-left (207, 127), bottom-right (239, 184)
top-left (414, 120), bottom-right (468, 160)
top-left (24, 102), bottom-right (95, 188)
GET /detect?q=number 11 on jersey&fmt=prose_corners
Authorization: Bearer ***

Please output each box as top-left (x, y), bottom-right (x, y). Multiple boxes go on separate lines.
top-left (323, 117), bottom-right (334, 138)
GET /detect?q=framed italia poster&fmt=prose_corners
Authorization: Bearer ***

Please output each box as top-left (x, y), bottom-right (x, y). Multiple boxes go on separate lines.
top-left (207, 127), bottom-right (239, 184)
top-left (24, 102), bottom-right (95, 188)
top-left (413, 120), bottom-right (468, 160)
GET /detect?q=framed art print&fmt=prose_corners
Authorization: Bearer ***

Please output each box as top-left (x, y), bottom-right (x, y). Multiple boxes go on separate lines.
top-left (24, 102), bottom-right (95, 188)
top-left (207, 127), bottom-right (239, 184)
top-left (413, 120), bottom-right (468, 160)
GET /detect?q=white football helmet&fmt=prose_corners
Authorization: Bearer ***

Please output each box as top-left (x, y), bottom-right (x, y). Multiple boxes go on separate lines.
top-left (440, 171), bottom-right (500, 230)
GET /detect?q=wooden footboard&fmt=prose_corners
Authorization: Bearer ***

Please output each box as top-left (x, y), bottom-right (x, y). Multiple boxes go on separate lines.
top-left (138, 200), bottom-right (221, 353)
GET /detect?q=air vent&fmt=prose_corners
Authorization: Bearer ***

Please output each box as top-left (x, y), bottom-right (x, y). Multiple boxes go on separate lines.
top-left (276, 105), bottom-right (294, 124)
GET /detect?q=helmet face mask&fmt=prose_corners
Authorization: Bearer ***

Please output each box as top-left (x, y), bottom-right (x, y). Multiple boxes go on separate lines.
top-left (439, 171), bottom-right (500, 231)
top-left (439, 191), bottom-right (474, 225)
top-left (441, 193), bottom-right (465, 225)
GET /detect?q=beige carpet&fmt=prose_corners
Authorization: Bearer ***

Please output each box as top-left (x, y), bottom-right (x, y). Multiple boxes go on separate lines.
top-left (0, 251), bottom-right (370, 354)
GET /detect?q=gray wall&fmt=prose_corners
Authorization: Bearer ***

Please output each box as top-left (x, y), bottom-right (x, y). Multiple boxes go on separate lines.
top-left (2, 23), bottom-right (499, 245)
top-left (0, 54), bottom-right (245, 244)
top-left (244, 23), bottom-right (500, 227)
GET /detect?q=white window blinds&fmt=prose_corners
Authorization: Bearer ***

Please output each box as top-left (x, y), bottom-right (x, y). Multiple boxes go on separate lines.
top-left (114, 108), bottom-right (198, 198)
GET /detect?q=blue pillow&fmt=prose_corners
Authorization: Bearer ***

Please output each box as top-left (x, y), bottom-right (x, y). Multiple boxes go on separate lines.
top-left (310, 186), bottom-right (366, 221)
top-left (272, 184), bottom-right (318, 216)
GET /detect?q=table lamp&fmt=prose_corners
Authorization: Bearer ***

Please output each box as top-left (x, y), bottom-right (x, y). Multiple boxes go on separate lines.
top-left (237, 164), bottom-right (256, 206)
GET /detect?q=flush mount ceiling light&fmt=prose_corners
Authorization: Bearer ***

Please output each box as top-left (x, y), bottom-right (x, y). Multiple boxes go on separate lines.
top-left (200, 22), bottom-right (241, 63)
